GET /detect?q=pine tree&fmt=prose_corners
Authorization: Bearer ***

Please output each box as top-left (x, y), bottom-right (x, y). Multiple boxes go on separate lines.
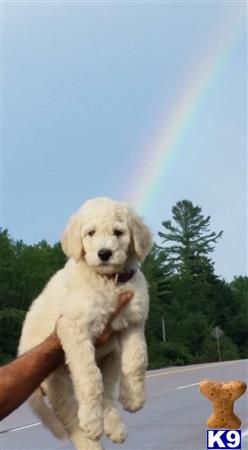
top-left (158, 200), bottom-right (223, 277)
top-left (141, 245), bottom-right (174, 344)
top-left (156, 200), bottom-right (225, 362)
top-left (228, 276), bottom-right (248, 357)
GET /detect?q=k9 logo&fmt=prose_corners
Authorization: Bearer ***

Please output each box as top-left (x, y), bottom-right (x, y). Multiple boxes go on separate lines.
top-left (207, 430), bottom-right (241, 449)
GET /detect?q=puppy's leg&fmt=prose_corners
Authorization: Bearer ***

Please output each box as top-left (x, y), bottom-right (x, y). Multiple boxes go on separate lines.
top-left (100, 350), bottom-right (127, 443)
top-left (70, 428), bottom-right (104, 450)
top-left (45, 367), bottom-right (78, 433)
top-left (47, 370), bottom-right (104, 450)
top-left (57, 317), bottom-right (104, 440)
top-left (119, 325), bottom-right (148, 413)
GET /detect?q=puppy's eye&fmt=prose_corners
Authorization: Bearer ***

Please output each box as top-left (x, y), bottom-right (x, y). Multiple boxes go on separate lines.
top-left (88, 230), bottom-right (95, 237)
top-left (113, 229), bottom-right (123, 237)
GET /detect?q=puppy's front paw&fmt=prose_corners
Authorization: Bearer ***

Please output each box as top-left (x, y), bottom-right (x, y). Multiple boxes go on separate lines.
top-left (71, 429), bottom-right (105, 450)
top-left (104, 407), bottom-right (127, 443)
top-left (119, 378), bottom-right (145, 413)
top-left (106, 421), bottom-right (127, 443)
top-left (78, 405), bottom-right (104, 440)
top-left (120, 392), bottom-right (145, 413)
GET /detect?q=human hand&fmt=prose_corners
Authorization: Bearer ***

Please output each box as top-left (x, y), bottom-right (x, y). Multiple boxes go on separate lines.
top-left (95, 291), bottom-right (133, 347)
top-left (0, 291), bottom-right (133, 421)
top-left (53, 291), bottom-right (133, 348)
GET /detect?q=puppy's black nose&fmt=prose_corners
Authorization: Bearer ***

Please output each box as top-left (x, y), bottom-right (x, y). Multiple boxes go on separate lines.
top-left (98, 248), bottom-right (112, 262)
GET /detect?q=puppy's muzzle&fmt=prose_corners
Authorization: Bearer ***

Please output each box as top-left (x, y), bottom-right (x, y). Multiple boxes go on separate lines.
top-left (98, 248), bottom-right (112, 262)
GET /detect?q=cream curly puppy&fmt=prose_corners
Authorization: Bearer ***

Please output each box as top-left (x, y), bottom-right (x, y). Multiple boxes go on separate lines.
top-left (18, 197), bottom-right (152, 450)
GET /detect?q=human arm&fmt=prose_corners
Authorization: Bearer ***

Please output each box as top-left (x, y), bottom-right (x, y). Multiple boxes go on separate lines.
top-left (0, 332), bottom-right (63, 421)
top-left (0, 292), bottom-right (133, 421)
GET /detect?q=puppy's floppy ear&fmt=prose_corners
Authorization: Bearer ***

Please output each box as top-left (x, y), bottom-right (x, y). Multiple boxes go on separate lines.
top-left (61, 213), bottom-right (84, 262)
top-left (127, 207), bottom-right (153, 261)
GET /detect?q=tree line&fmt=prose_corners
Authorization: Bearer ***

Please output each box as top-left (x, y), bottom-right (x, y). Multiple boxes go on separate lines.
top-left (0, 199), bottom-right (247, 367)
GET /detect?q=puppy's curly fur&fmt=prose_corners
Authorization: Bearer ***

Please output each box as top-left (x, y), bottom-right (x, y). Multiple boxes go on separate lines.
top-left (19, 197), bottom-right (152, 450)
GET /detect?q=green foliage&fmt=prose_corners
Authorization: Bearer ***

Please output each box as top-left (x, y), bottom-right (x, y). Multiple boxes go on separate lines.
top-left (0, 228), bottom-right (66, 364)
top-left (143, 200), bottom-right (245, 368)
top-left (0, 229), bottom-right (19, 309)
top-left (158, 199), bottom-right (223, 276)
top-left (0, 200), bottom-right (246, 367)
top-left (0, 308), bottom-right (26, 363)
top-left (0, 229), bottom-right (66, 311)
top-left (148, 340), bottom-right (192, 369)
top-left (14, 239), bottom-right (66, 310)
top-left (228, 276), bottom-right (248, 357)
top-left (198, 335), bottom-right (240, 363)
top-left (142, 245), bottom-right (174, 343)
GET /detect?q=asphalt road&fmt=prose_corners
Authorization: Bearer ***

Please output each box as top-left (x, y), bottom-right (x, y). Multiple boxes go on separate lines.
top-left (1, 359), bottom-right (247, 450)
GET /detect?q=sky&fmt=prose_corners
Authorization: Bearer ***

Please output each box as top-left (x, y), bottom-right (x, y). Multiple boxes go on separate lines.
top-left (1, 1), bottom-right (247, 281)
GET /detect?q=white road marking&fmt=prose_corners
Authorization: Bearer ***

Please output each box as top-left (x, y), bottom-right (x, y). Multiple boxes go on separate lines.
top-left (0, 422), bottom-right (41, 434)
top-left (242, 428), bottom-right (248, 438)
top-left (2, 360), bottom-right (246, 437)
top-left (146, 359), bottom-right (245, 379)
top-left (177, 382), bottom-right (200, 390)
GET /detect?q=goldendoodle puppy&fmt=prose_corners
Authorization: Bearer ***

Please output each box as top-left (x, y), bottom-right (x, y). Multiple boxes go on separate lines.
top-left (19, 197), bottom-right (152, 450)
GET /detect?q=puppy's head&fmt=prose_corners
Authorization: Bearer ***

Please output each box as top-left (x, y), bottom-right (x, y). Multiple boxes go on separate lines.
top-left (61, 197), bottom-right (152, 274)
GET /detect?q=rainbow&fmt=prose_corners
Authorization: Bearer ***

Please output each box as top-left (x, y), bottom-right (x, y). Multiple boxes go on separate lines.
top-left (125, 8), bottom-right (245, 215)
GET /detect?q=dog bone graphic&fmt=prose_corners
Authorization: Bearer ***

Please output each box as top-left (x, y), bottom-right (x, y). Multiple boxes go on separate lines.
top-left (199, 379), bottom-right (247, 429)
